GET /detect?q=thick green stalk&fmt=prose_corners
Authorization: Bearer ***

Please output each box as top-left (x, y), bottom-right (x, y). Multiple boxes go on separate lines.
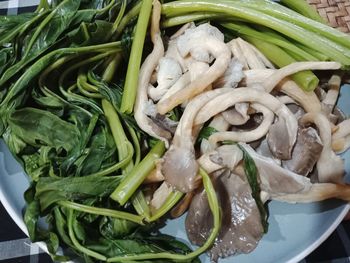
top-left (110, 141), bottom-right (165, 205)
top-left (107, 167), bottom-right (220, 262)
top-left (102, 100), bottom-right (134, 174)
top-left (280, 0), bottom-right (325, 23)
top-left (120, 0), bottom-right (153, 114)
top-left (246, 36), bottom-right (319, 91)
top-left (59, 201), bottom-right (144, 224)
top-left (162, 12), bottom-right (223, 27)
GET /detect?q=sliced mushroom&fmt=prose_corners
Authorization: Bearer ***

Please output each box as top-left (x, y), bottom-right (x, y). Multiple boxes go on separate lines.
top-left (282, 127), bottom-right (323, 176)
top-left (209, 103), bottom-right (274, 148)
top-left (213, 58), bottom-right (245, 89)
top-left (332, 119), bottom-right (350, 153)
top-left (263, 62), bottom-right (341, 93)
top-left (134, 0), bottom-right (171, 145)
top-left (322, 73), bottom-right (342, 111)
top-left (255, 138), bottom-right (281, 165)
top-left (194, 88), bottom-right (298, 159)
top-left (162, 88), bottom-right (232, 193)
top-left (274, 183), bottom-right (350, 203)
top-left (150, 181), bottom-right (173, 211)
top-left (148, 57), bottom-right (182, 101)
top-left (222, 102), bottom-right (250, 126)
top-left (240, 143), bottom-right (312, 197)
top-left (185, 170), bottom-right (264, 262)
top-left (299, 112), bottom-right (344, 183)
top-left (157, 23), bottom-right (231, 115)
top-left (198, 144), bottom-right (243, 174)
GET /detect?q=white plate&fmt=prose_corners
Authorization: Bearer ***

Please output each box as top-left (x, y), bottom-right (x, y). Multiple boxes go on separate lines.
top-left (1, 85), bottom-right (350, 263)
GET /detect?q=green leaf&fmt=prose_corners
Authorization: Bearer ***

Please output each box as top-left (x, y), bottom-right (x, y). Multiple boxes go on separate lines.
top-left (196, 126), bottom-right (218, 144)
top-left (35, 175), bottom-right (122, 210)
top-left (8, 107), bottom-right (80, 153)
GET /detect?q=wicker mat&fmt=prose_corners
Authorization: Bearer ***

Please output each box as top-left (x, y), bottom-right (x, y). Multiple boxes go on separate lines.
top-left (307, 0), bottom-right (350, 33)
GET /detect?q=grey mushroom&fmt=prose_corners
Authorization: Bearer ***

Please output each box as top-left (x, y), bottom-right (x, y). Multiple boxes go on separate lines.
top-left (282, 127), bottom-right (323, 176)
top-left (185, 170), bottom-right (264, 262)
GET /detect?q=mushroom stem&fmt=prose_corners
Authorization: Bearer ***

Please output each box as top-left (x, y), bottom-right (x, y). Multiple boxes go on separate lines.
top-left (332, 119), bottom-right (350, 153)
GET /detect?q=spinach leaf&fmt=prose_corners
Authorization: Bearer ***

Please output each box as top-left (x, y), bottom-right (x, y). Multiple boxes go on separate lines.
top-left (35, 175), bottom-right (122, 210)
top-left (8, 107), bottom-right (80, 153)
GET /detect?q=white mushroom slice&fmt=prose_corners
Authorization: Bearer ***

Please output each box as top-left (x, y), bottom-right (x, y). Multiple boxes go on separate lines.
top-left (194, 88), bottom-right (298, 158)
top-left (236, 38), bottom-right (272, 69)
top-left (332, 119), bottom-right (350, 153)
top-left (263, 62), bottom-right (341, 93)
top-left (150, 181), bottom-right (173, 210)
top-left (198, 144), bottom-right (243, 174)
top-left (160, 71), bottom-right (191, 102)
top-left (170, 22), bottom-right (194, 40)
top-left (213, 58), bottom-right (244, 89)
top-left (228, 39), bottom-right (249, 69)
top-left (134, 0), bottom-right (171, 145)
top-left (157, 24), bottom-right (231, 115)
top-left (278, 79), bottom-right (322, 113)
top-left (222, 102), bottom-right (250, 126)
top-left (148, 57), bottom-right (182, 101)
top-left (322, 74), bottom-right (341, 111)
top-left (299, 112), bottom-right (344, 183)
top-left (200, 114), bottom-right (230, 154)
top-left (243, 69), bottom-right (274, 86)
top-left (274, 183), bottom-right (350, 203)
top-left (277, 95), bottom-right (297, 105)
top-left (209, 103), bottom-right (274, 148)
top-left (162, 88), bottom-right (232, 193)
top-left (188, 61), bottom-right (209, 81)
top-left (240, 143), bottom-right (312, 196)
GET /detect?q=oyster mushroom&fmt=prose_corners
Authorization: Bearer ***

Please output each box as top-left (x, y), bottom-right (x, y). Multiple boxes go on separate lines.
top-left (208, 103), bottom-right (274, 148)
top-left (148, 57), bottom-right (182, 101)
top-left (222, 102), bottom-right (250, 126)
top-left (185, 169), bottom-right (264, 262)
top-left (322, 73), bottom-right (342, 112)
top-left (157, 23), bottom-right (231, 115)
top-left (198, 144), bottom-right (243, 174)
top-left (194, 88), bottom-right (298, 159)
top-left (282, 127), bottom-right (323, 176)
top-left (299, 112), bottom-right (344, 183)
top-left (332, 119), bottom-right (350, 153)
top-left (162, 88), bottom-right (232, 193)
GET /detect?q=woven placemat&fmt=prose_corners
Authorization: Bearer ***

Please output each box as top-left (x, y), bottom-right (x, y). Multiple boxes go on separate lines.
top-left (307, 0), bottom-right (350, 33)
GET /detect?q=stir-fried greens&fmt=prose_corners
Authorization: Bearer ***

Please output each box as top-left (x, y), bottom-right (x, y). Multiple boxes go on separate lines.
top-left (1, 0), bottom-right (350, 262)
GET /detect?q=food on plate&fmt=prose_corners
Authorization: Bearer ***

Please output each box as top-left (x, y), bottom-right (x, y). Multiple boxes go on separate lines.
top-left (0, 0), bottom-right (350, 262)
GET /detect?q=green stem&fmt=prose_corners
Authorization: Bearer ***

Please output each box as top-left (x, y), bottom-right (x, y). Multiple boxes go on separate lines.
top-left (110, 141), bottom-right (165, 205)
top-left (131, 190), bottom-right (151, 219)
top-left (112, 0), bottom-right (127, 34)
top-left (147, 191), bottom-right (184, 222)
top-left (120, 0), bottom-right (153, 114)
top-left (279, 0), bottom-right (325, 24)
top-left (102, 100), bottom-right (134, 174)
top-left (67, 209), bottom-right (107, 261)
top-left (125, 123), bottom-right (141, 165)
top-left (162, 12), bottom-right (223, 27)
top-left (107, 167), bottom-right (220, 262)
top-left (59, 200), bottom-right (144, 225)
top-left (77, 74), bottom-right (104, 99)
top-left (88, 141), bottom-right (134, 177)
top-left (102, 53), bottom-right (122, 83)
top-left (113, 1), bottom-right (142, 40)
